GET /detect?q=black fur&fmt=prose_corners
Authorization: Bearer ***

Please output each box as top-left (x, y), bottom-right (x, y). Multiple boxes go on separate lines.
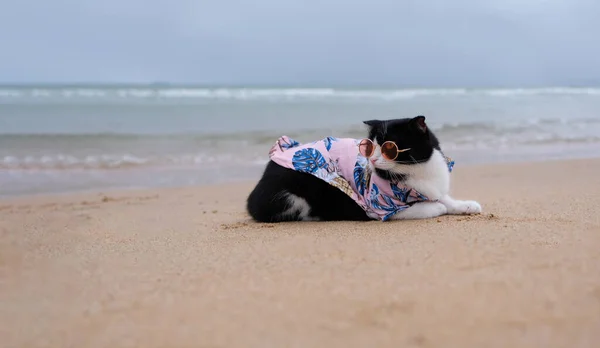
top-left (364, 116), bottom-right (441, 182)
top-left (246, 160), bottom-right (372, 222)
top-left (246, 116), bottom-right (441, 222)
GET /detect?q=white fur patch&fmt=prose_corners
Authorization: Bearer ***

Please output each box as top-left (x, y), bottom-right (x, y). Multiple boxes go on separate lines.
top-left (280, 192), bottom-right (316, 221)
top-left (390, 201), bottom-right (448, 220)
top-left (370, 143), bottom-right (482, 218)
top-left (439, 195), bottom-right (483, 215)
top-left (401, 150), bottom-right (451, 200)
top-left (372, 147), bottom-right (450, 200)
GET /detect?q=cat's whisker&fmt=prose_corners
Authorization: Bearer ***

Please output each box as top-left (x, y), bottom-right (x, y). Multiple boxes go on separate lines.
top-left (382, 168), bottom-right (404, 184)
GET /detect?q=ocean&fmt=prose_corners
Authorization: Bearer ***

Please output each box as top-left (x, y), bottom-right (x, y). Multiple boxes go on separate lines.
top-left (1, 85), bottom-right (600, 197)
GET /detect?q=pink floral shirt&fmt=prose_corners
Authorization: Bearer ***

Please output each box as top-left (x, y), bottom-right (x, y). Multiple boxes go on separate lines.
top-left (268, 135), bottom-right (454, 221)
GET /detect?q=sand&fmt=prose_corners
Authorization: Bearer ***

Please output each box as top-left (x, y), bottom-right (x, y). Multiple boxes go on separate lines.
top-left (1, 158), bottom-right (600, 348)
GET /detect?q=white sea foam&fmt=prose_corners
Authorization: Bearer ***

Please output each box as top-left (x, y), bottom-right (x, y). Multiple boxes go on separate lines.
top-left (0, 154), bottom-right (149, 170)
top-left (2, 86), bottom-right (600, 102)
top-left (2, 130), bottom-right (599, 172)
top-left (0, 89), bottom-right (22, 98)
top-left (0, 152), bottom-right (272, 171)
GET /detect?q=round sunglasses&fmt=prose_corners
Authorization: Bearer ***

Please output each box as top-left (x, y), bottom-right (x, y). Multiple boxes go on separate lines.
top-left (358, 138), bottom-right (411, 161)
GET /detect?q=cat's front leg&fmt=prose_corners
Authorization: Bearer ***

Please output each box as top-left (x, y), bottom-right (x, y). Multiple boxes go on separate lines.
top-left (390, 201), bottom-right (448, 220)
top-left (438, 195), bottom-right (482, 215)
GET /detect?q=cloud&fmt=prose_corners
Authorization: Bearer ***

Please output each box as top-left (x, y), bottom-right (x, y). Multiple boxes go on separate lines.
top-left (1, 0), bottom-right (598, 86)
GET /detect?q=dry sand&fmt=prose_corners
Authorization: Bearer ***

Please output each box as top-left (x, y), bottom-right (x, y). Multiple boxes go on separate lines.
top-left (1, 158), bottom-right (600, 348)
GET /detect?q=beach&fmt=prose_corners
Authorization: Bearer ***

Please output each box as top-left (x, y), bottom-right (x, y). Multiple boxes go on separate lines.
top-left (2, 157), bottom-right (599, 348)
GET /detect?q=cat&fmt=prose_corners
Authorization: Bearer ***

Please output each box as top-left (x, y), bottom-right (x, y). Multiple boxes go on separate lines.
top-left (246, 115), bottom-right (482, 222)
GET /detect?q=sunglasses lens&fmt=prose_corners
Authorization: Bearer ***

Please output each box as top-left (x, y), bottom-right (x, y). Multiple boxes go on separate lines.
top-left (381, 142), bottom-right (398, 160)
top-left (359, 139), bottom-right (374, 157)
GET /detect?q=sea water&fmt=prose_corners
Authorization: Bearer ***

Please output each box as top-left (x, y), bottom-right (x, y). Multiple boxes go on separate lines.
top-left (1, 85), bottom-right (600, 197)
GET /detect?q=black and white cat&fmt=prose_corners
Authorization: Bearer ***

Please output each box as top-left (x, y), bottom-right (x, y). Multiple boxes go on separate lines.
top-left (246, 116), bottom-right (482, 222)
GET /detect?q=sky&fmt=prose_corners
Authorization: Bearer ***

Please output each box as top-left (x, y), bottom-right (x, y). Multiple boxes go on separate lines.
top-left (1, 0), bottom-right (599, 87)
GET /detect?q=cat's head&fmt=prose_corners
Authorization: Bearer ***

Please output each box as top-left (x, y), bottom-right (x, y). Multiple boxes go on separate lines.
top-left (362, 115), bottom-right (441, 179)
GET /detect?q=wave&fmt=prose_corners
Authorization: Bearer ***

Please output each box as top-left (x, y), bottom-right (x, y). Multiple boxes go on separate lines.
top-left (0, 153), bottom-right (268, 171)
top-left (3, 135), bottom-right (599, 172)
top-left (1, 154), bottom-right (151, 170)
top-left (2, 86), bottom-right (600, 102)
top-left (2, 136), bottom-right (599, 171)
top-left (522, 135), bottom-right (600, 145)
top-left (1, 116), bottom-right (599, 171)
top-left (2, 116), bottom-right (598, 138)
top-left (429, 117), bottom-right (600, 134)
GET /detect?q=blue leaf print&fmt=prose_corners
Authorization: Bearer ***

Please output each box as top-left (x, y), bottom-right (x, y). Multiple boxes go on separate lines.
top-left (416, 192), bottom-right (429, 201)
top-left (281, 138), bottom-right (300, 149)
top-left (323, 136), bottom-right (338, 151)
top-left (292, 148), bottom-right (328, 174)
top-left (382, 212), bottom-right (395, 222)
top-left (353, 158), bottom-right (369, 196)
top-left (370, 183), bottom-right (380, 200)
top-left (369, 183), bottom-right (410, 221)
top-left (380, 193), bottom-right (397, 207)
top-left (391, 184), bottom-right (410, 203)
top-left (382, 205), bottom-right (410, 221)
top-left (446, 158), bottom-right (455, 173)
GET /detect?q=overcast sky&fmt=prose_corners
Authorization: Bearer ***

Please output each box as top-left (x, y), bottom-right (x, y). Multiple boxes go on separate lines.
top-left (1, 0), bottom-right (598, 86)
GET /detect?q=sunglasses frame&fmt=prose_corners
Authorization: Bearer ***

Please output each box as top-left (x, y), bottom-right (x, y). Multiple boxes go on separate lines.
top-left (359, 138), bottom-right (411, 161)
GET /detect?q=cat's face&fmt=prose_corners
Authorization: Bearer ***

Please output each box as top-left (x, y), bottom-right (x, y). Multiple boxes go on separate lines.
top-left (362, 116), bottom-right (441, 173)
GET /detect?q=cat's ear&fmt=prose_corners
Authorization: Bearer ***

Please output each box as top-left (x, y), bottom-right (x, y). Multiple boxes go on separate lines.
top-left (410, 115), bottom-right (428, 133)
top-left (363, 120), bottom-right (382, 127)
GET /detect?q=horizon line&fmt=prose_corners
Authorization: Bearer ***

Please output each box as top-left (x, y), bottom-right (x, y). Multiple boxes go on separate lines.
top-left (1, 82), bottom-right (600, 89)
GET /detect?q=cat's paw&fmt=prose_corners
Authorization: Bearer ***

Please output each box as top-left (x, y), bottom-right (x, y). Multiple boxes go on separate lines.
top-left (429, 202), bottom-right (449, 217)
top-left (391, 202), bottom-right (447, 220)
top-left (450, 200), bottom-right (482, 215)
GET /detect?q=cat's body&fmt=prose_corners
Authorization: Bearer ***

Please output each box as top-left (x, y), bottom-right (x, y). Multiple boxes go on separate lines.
top-left (246, 116), bottom-right (482, 222)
